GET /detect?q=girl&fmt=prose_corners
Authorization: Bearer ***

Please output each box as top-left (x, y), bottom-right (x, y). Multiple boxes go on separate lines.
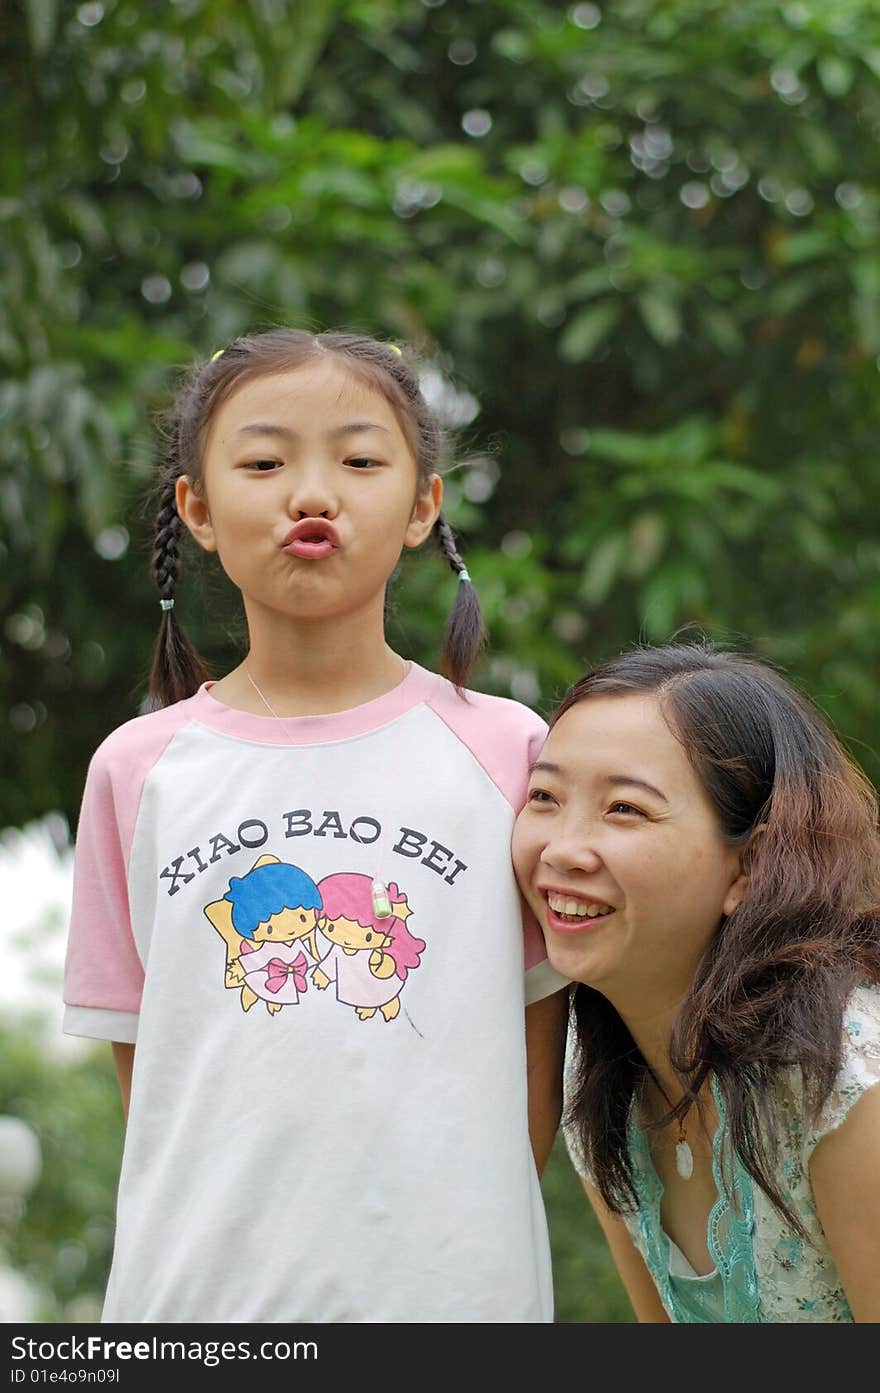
top-left (513, 641), bottom-right (880, 1322)
top-left (63, 329), bottom-right (567, 1324)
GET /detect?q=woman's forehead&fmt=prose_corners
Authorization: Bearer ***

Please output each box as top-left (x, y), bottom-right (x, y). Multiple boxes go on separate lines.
top-left (547, 694), bottom-right (696, 787)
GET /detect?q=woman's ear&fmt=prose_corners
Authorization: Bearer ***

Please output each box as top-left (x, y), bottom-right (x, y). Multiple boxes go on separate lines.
top-left (722, 823), bottom-right (768, 916)
top-left (722, 870), bottom-right (749, 917)
top-left (404, 473), bottom-right (443, 549)
top-left (176, 475), bottom-right (217, 553)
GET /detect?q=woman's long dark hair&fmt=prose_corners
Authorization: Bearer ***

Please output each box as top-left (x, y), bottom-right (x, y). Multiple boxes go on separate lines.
top-left (563, 641), bottom-right (880, 1238)
top-left (149, 329), bottom-right (486, 705)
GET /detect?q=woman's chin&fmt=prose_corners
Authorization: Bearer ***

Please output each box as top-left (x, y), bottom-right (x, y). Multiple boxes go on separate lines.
top-left (543, 930), bottom-right (607, 988)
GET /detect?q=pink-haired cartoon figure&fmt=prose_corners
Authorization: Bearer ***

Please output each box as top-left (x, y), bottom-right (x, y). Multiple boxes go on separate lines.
top-left (311, 873), bottom-right (424, 1022)
top-left (203, 854), bottom-right (322, 1016)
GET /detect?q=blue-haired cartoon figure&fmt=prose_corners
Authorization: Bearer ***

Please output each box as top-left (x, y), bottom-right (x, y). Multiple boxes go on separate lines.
top-left (203, 855), bottom-right (322, 1016)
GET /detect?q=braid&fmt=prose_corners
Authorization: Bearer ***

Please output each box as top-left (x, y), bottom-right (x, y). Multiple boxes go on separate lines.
top-left (152, 478), bottom-right (182, 604)
top-left (434, 514), bottom-right (466, 577)
top-left (148, 459), bottom-right (210, 707)
top-left (433, 512), bottom-right (487, 689)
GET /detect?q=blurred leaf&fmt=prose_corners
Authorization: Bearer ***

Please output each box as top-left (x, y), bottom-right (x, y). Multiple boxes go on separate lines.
top-left (24, 0), bottom-right (58, 57)
top-left (558, 302), bottom-right (620, 362)
top-left (637, 290), bottom-right (682, 346)
top-left (817, 55), bottom-right (854, 97)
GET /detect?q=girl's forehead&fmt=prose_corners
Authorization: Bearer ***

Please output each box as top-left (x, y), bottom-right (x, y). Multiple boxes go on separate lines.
top-left (211, 359), bottom-right (403, 435)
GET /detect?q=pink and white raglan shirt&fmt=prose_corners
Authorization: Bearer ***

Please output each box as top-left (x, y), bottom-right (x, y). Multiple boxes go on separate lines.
top-left (64, 663), bottom-right (565, 1323)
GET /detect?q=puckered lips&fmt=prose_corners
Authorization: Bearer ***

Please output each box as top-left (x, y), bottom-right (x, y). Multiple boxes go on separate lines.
top-left (281, 518), bottom-right (340, 560)
top-left (539, 885), bottom-right (617, 935)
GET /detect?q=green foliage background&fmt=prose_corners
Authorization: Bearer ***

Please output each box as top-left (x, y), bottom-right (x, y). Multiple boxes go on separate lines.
top-left (3, 0), bottom-right (880, 1321)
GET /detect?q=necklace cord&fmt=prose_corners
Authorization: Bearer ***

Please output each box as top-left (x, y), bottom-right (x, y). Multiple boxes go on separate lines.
top-left (244, 663), bottom-right (393, 919)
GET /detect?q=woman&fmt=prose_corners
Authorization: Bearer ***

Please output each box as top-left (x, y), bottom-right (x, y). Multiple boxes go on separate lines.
top-left (513, 642), bottom-right (880, 1322)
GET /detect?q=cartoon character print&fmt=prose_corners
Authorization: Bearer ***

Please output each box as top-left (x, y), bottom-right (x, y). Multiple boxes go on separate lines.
top-left (311, 873), bottom-right (425, 1022)
top-left (203, 855), bottom-right (322, 1015)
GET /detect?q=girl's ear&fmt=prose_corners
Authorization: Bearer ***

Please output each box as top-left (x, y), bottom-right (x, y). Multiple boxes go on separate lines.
top-left (176, 475), bottom-right (217, 553)
top-left (404, 473), bottom-right (443, 549)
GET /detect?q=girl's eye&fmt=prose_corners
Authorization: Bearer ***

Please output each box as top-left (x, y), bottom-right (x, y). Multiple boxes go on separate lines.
top-left (365, 932), bottom-right (373, 943)
top-left (299, 913), bottom-right (307, 923)
top-left (345, 456), bottom-right (381, 469)
top-left (608, 801), bottom-right (645, 818)
top-left (242, 459), bottom-right (282, 472)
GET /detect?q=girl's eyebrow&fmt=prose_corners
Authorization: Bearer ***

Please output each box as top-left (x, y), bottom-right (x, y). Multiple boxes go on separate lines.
top-left (528, 760), bottom-right (668, 804)
top-left (234, 420), bottom-right (391, 439)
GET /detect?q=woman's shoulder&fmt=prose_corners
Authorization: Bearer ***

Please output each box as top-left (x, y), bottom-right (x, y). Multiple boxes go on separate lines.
top-left (793, 983), bottom-right (880, 1155)
top-left (838, 982), bottom-right (880, 1075)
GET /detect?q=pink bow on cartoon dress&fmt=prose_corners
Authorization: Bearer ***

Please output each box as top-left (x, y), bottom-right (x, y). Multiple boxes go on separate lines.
top-left (264, 952), bottom-right (309, 994)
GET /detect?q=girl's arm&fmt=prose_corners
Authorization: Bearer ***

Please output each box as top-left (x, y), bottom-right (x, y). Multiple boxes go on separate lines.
top-left (582, 1179), bottom-right (670, 1323)
top-left (809, 1082), bottom-right (880, 1321)
top-left (525, 989), bottom-right (567, 1175)
top-left (111, 1042), bottom-right (135, 1123)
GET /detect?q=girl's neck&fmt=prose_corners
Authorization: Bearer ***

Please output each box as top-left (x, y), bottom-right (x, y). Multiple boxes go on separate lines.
top-left (213, 611), bottom-right (410, 718)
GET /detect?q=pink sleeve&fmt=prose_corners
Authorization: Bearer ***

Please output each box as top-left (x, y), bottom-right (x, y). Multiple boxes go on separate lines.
top-left (63, 710), bottom-right (183, 1039)
top-left (426, 683), bottom-right (569, 1003)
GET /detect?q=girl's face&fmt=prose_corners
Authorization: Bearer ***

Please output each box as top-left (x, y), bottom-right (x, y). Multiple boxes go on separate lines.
top-left (512, 692), bottom-right (748, 1011)
top-left (176, 358), bottom-right (442, 629)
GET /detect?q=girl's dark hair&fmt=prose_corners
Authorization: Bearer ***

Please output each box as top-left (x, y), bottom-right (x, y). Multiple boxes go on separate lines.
top-left (149, 329), bottom-right (487, 704)
top-left (562, 641), bottom-right (880, 1239)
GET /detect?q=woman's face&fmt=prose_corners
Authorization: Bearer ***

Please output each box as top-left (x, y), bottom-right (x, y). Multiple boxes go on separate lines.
top-left (512, 692), bottom-right (748, 1010)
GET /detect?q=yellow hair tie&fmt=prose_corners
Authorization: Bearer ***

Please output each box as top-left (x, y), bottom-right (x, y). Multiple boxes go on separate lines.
top-left (210, 348), bottom-right (224, 361)
top-left (388, 343), bottom-right (403, 357)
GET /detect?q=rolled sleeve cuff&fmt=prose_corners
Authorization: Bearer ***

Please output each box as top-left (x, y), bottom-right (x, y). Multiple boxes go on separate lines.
top-left (63, 1005), bottom-right (139, 1044)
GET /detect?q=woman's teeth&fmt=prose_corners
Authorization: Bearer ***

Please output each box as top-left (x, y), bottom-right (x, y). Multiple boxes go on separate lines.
top-left (547, 894), bottom-right (613, 920)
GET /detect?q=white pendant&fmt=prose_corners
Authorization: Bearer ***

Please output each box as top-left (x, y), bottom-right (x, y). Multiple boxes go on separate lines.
top-left (675, 1138), bottom-right (694, 1180)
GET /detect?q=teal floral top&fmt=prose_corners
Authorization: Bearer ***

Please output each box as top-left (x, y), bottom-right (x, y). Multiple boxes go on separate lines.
top-left (563, 985), bottom-right (880, 1322)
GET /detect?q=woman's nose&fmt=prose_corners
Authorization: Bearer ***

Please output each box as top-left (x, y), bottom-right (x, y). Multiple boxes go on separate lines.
top-left (539, 825), bottom-right (603, 875)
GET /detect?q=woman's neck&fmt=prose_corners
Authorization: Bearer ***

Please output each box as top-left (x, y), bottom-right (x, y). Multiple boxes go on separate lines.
top-left (613, 998), bottom-right (684, 1103)
top-left (213, 607), bottom-right (410, 717)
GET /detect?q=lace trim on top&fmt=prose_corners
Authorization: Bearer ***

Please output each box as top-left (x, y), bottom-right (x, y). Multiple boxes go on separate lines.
top-left (563, 984), bottom-right (879, 1322)
top-left (628, 1078), bottom-right (760, 1323)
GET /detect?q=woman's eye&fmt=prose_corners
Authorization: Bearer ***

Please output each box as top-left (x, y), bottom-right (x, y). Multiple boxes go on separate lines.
top-left (345, 456), bottom-right (381, 469)
top-left (527, 788), bottom-right (555, 805)
top-left (609, 802), bottom-right (645, 818)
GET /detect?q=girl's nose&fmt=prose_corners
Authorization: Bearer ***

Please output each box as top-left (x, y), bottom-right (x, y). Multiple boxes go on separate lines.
top-left (287, 463), bottom-right (339, 519)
